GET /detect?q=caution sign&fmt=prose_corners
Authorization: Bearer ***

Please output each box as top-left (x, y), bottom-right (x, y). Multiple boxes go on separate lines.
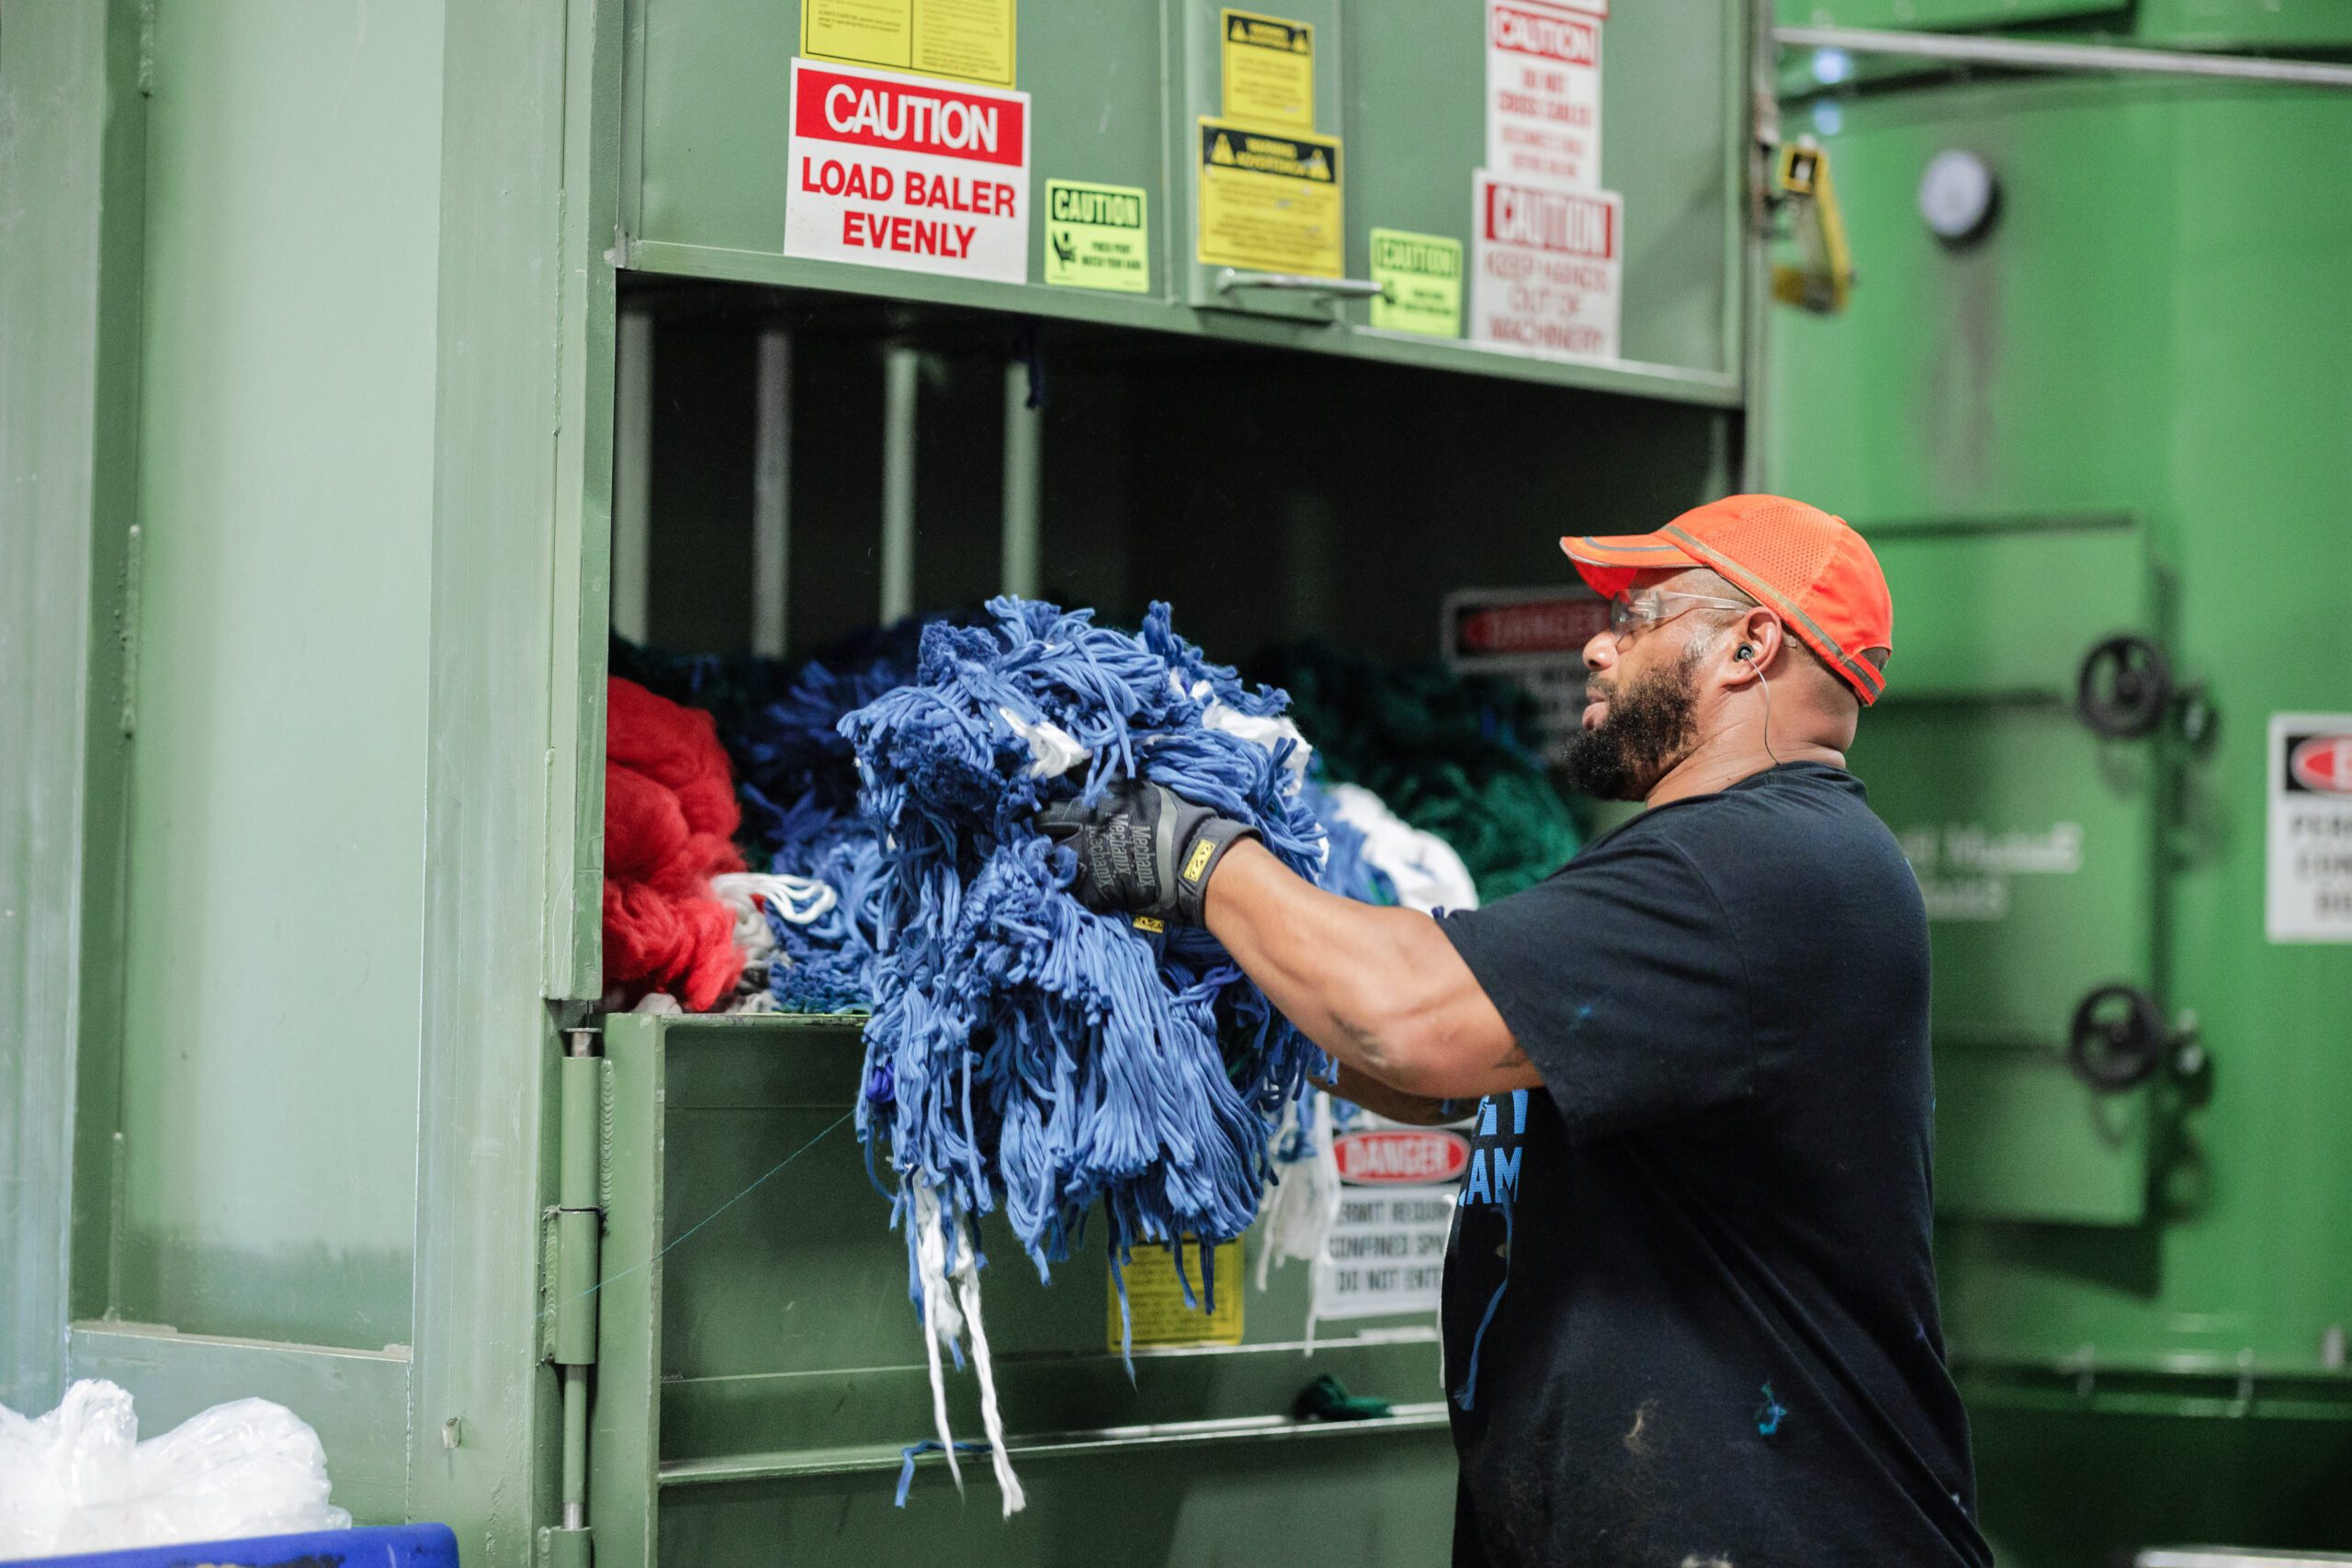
top-left (1220, 8), bottom-right (1315, 132)
top-left (2268, 714), bottom-right (2352, 942)
top-left (1111, 1237), bottom-right (1245, 1350)
top-left (1487, 0), bottom-right (1605, 190)
top-left (1310, 1128), bottom-right (1468, 1324)
top-left (800, 0), bottom-right (1017, 90)
top-left (785, 60), bottom-right (1030, 285)
top-left (1369, 228), bottom-right (1463, 337)
top-left (1470, 170), bottom-right (1622, 361)
top-left (1044, 179), bottom-right (1150, 292)
top-left (1196, 118), bottom-right (1343, 276)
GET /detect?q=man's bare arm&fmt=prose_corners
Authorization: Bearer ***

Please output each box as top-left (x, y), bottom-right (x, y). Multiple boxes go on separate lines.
top-left (1204, 840), bottom-right (1544, 1101)
top-left (1314, 1065), bottom-right (1473, 1126)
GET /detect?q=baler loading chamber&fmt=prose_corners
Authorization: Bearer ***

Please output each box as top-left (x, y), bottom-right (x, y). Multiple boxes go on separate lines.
top-left (587, 284), bottom-right (1737, 1566)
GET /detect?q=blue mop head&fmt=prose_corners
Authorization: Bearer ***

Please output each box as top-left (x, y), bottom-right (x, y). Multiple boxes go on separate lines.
top-left (840, 597), bottom-right (1333, 1298)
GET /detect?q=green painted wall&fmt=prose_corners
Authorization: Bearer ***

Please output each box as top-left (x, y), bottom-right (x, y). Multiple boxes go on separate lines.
top-left (116, 0), bottom-right (447, 1348)
top-left (1765, 73), bottom-right (2352, 1565)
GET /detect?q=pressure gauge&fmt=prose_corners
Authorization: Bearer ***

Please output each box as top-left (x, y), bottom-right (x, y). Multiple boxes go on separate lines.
top-left (1918, 149), bottom-right (1997, 244)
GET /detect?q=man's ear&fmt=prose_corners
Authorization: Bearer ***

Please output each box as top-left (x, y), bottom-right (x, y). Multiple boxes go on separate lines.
top-left (1727, 611), bottom-right (1782, 682)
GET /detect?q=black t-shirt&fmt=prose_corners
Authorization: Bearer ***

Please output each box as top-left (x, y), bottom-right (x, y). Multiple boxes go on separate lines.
top-left (1436, 762), bottom-right (1990, 1568)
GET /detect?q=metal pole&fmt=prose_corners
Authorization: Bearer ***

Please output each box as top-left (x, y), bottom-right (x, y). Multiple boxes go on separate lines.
top-left (752, 329), bottom-right (791, 659)
top-left (1001, 360), bottom-right (1041, 601)
top-left (612, 309), bottom-right (655, 644)
top-left (880, 345), bottom-right (919, 624)
top-left (1778, 24), bottom-right (2352, 89)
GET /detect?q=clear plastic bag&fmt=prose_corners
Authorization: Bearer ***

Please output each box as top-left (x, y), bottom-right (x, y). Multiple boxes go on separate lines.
top-left (0, 1379), bottom-right (350, 1560)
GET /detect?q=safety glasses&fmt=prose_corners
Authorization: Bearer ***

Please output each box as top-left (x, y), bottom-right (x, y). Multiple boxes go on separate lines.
top-left (1606, 589), bottom-right (1753, 637)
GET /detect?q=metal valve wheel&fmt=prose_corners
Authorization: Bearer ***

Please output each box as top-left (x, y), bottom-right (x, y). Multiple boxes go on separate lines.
top-left (2066, 984), bottom-right (2168, 1091)
top-left (2075, 634), bottom-right (2174, 739)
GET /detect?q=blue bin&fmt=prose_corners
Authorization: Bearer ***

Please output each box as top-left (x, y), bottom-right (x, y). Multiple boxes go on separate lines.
top-left (7, 1524), bottom-right (459, 1568)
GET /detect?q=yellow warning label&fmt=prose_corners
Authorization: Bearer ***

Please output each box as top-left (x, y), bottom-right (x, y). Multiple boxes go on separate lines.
top-left (1195, 118), bottom-right (1342, 276)
top-left (1045, 180), bottom-right (1150, 293)
top-left (801, 0), bottom-right (1017, 88)
top-left (1220, 8), bottom-right (1314, 132)
top-left (1112, 1238), bottom-right (1245, 1350)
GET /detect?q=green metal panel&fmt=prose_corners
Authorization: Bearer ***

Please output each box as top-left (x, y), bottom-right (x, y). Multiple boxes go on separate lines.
top-left (626, 0), bottom-right (1749, 403)
top-left (0, 0), bottom-right (147, 1416)
top-left (1846, 518), bottom-right (2162, 1224)
top-left (594, 1014), bottom-right (1457, 1566)
top-left (111, 0), bottom-right (447, 1349)
top-left (1763, 62), bottom-right (2352, 1391)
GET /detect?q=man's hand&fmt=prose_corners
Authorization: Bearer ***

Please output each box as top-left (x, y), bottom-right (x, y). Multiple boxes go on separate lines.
top-left (1038, 777), bottom-right (1259, 923)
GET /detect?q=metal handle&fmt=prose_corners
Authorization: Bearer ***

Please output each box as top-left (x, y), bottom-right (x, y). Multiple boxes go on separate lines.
top-left (1213, 267), bottom-right (1388, 302)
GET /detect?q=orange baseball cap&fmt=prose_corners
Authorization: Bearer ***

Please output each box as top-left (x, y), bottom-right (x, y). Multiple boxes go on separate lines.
top-left (1561, 493), bottom-right (1893, 705)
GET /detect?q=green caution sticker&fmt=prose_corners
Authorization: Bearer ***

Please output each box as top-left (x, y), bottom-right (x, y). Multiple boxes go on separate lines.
top-left (1369, 228), bottom-right (1463, 337)
top-left (1044, 180), bottom-right (1150, 294)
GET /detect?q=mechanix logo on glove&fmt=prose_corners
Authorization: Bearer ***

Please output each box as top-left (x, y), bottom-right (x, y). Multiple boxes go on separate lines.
top-left (1040, 777), bottom-right (1260, 925)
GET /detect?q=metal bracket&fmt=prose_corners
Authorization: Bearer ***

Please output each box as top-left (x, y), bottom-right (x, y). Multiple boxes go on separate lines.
top-left (543, 1027), bottom-right (605, 1557)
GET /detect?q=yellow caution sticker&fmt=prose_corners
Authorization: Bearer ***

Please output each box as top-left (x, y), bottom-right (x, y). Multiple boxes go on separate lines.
top-left (1369, 228), bottom-right (1464, 337)
top-left (1112, 1238), bottom-right (1245, 1350)
top-left (801, 0), bottom-right (1017, 89)
top-left (1220, 8), bottom-right (1315, 132)
top-left (1195, 118), bottom-right (1343, 277)
top-left (1045, 180), bottom-right (1151, 293)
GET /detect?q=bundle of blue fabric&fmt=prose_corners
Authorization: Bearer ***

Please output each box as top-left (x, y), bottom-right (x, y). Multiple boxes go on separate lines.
top-left (837, 597), bottom-right (1339, 1510)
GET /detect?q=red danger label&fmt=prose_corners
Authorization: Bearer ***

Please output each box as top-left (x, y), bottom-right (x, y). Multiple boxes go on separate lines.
top-left (1453, 596), bottom-right (1608, 657)
top-left (1335, 1130), bottom-right (1471, 1186)
top-left (792, 63), bottom-right (1026, 167)
top-left (2290, 734), bottom-right (2352, 794)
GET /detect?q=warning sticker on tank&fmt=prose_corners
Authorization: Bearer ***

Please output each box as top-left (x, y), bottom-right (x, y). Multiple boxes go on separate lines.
top-left (1195, 119), bottom-right (1343, 276)
top-left (1486, 0), bottom-right (1605, 191)
top-left (1112, 1237), bottom-right (1245, 1349)
top-left (1369, 229), bottom-right (1464, 336)
top-left (786, 60), bottom-right (1031, 285)
top-left (1045, 180), bottom-right (1150, 292)
top-left (800, 0), bottom-right (1017, 89)
top-left (1470, 170), bottom-right (1622, 361)
top-left (2267, 713), bottom-right (2352, 942)
top-left (1220, 8), bottom-right (1316, 132)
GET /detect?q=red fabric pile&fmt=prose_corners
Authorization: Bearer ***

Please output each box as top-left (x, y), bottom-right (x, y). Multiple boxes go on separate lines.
top-left (603, 676), bottom-right (746, 1011)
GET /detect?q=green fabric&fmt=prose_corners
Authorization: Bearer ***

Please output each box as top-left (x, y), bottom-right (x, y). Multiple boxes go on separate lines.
top-left (1295, 1372), bottom-right (1394, 1422)
top-left (1252, 643), bottom-right (1585, 902)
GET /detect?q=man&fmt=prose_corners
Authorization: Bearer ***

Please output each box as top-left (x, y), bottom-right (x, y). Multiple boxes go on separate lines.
top-left (1044, 495), bottom-right (1992, 1567)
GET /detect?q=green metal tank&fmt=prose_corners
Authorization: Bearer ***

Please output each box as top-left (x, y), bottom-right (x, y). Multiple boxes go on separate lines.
top-left (1764, 22), bottom-right (2352, 1564)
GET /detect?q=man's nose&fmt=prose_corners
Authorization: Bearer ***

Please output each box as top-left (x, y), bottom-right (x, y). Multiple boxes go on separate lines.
top-left (1582, 628), bottom-right (1618, 673)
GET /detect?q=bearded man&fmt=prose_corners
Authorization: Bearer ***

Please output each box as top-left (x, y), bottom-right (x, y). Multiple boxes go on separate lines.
top-left (1043, 495), bottom-right (1994, 1568)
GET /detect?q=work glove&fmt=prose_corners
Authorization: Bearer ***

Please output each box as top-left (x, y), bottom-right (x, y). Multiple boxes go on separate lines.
top-left (1037, 777), bottom-right (1259, 924)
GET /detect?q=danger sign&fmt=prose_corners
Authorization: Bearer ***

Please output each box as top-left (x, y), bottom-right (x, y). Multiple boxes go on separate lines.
top-left (1487, 0), bottom-right (1605, 191)
top-left (786, 59), bottom-right (1031, 285)
top-left (2269, 714), bottom-right (2352, 942)
top-left (1334, 1130), bottom-right (1471, 1185)
top-left (1470, 171), bottom-right (1622, 361)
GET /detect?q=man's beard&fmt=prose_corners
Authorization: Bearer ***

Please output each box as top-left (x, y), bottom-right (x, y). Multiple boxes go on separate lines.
top-left (1561, 650), bottom-right (1702, 801)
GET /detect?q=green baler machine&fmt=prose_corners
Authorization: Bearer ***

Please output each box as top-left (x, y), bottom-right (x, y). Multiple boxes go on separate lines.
top-left (1765, 6), bottom-right (2352, 1561)
top-left (3, 0), bottom-right (1754, 1562)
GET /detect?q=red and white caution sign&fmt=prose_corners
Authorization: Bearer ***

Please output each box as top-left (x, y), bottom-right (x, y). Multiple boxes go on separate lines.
top-left (1470, 171), bottom-right (1622, 361)
top-left (2270, 714), bottom-right (2352, 942)
top-left (786, 59), bottom-right (1031, 284)
top-left (1487, 0), bottom-right (1606, 191)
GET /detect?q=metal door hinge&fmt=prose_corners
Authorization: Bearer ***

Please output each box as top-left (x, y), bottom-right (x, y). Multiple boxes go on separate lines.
top-left (540, 1027), bottom-right (605, 1565)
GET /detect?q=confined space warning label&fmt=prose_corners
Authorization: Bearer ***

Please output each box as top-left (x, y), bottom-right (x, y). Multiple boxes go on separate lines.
top-left (1443, 587), bottom-right (1611, 765)
top-left (800, 0), bottom-right (1016, 89)
top-left (1471, 171), bottom-right (1622, 360)
top-left (1487, 0), bottom-right (1605, 190)
top-left (786, 60), bottom-right (1030, 284)
top-left (1310, 1128), bottom-right (1468, 1323)
top-left (1045, 180), bottom-right (1149, 292)
top-left (1112, 1237), bottom-right (1245, 1349)
top-left (2268, 714), bottom-right (2352, 942)
top-left (1221, 8), bottom-right (1315, 132)
top-left (1196, 120), bottom-right (1342, 276)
